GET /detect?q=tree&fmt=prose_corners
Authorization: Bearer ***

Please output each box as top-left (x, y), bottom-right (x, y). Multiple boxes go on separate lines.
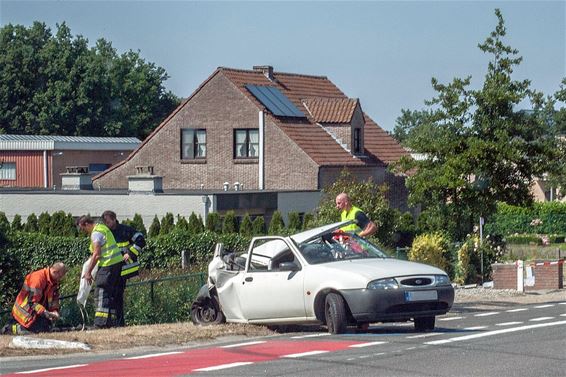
top-left (205, 213), bottom-right (221, 233)
top-left (24, 213), bottom-right (39, 232)
top-left (38, 212), bottom-right (51, 235)
top-left (0, 212), bottom-right (10, 232)
top-left (543, 78), bottom-right (566, 193)
top-left (0, 22), bottom-right (179, 139)
top-left (175, 215), bottom-right (189, 232)
top-left (287, 212), bottom-right (301, 232)
top-left (148, 215), bottom-right (161, 238)
top-left (394, 9), bottom-right (558, 240)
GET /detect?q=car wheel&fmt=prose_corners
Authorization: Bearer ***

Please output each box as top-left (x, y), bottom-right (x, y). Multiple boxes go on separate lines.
top-left (191, 296), bottom-right (225, 326)
top-left (414, 316), bottom-right (435, 332)
top-left (325, 293), bottom-right (347, 334)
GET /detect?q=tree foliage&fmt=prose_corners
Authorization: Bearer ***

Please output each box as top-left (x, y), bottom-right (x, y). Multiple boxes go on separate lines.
top-left (251, 216), bottom-right (265, 236)
top-left (268, 211), bottom-right (285, 235)
top-left (187, 212), bottom-right (204, 234)
top-left (24, 213), bottom-right (39, 233)
top-left (0, 22), bottom-right (179, 139)
top-left (159, 213), bottom-right (174, 235)
top-left (222, 210), bottom-right (238, 234)
top-left (130, 213), bottom-right (147, 236)
top-left (239, 213), bottom-right (253, 237)
top-left (148, 215), bottom-right (161, 238)
top-left (393, 9), bottom-right (559, 240)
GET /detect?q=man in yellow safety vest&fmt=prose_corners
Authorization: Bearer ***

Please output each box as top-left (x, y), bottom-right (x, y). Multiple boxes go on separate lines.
top-left (335, 192), bottom-right (377, 238)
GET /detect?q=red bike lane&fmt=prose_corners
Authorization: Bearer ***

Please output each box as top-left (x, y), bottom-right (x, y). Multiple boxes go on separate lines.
top-left (6, 339), bottom-right (365, 377)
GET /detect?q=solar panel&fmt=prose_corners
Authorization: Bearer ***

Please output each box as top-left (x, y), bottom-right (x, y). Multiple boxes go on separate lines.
top-left (245, 85), bottom-right (305, 118)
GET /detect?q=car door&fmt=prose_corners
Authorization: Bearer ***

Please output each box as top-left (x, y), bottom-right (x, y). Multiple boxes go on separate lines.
top-left (237, 237), bottom-right (306, 320)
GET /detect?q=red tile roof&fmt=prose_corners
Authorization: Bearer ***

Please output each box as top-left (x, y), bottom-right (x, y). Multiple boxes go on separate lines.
top-left (220, 67), bottom-right (407, 166)
top-left (303, 97), bottom-right (359, 124)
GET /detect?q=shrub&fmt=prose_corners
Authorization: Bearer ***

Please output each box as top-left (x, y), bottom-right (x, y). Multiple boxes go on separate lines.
top-left (205, 212), bottom-right (221, 232)
top-left (302, 213), bottom-right (315, 230)
top-left (176, 215), bottom-right (189, 232)
top-left (287, 212), bottom-right (301, 232)
top-left (11, 214), bottom-right (23, 232)
top-left (24, 213), bottom-right (39, 232)
top-left (268, 211), bottom-right (285, 235)
top-left (0, 212), bottom-right (9, 232)
top-left (408, 233), bottom-right (451, 273)
top-left (239, 213), bottom-right (253, 237)
top-left (252, 216), bottom-right (265, 235)
top-left (130, 214), bottom-right (147, 236)
top-left (454, 237), bottom-right (476, 285)
top-left (38, 212), bottom-right (51, 235)
top-left (222, 210), bottom-right (238, 234)
top-left (160, 213), bottom-right (175, 235)
top-left (148, 215), bottom-right (161, 238)
top-left (187, 212), bottom-right (204, 234)
top-left (505, 234), bottom-right (543, 245)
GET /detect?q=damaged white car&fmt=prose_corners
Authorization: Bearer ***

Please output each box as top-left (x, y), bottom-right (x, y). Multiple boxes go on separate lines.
top-left (190, 221), bottom-right (454, 334)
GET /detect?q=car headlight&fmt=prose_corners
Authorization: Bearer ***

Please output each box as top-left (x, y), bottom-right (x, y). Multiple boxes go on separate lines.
top-left (367, 278), bottom-right (399, 290)
top-left (435, 274), bottom-right (451, 286)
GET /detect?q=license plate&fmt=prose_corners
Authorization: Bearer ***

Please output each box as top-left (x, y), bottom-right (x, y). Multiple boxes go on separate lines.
top-left (405, 290), bottom-right (438, 302)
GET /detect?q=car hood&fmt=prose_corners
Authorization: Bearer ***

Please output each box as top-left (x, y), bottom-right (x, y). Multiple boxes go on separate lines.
top-left (316, 258), bottom-right (447, 280)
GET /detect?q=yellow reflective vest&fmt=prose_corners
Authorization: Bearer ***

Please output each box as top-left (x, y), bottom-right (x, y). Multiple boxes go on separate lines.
top-left (89, 223), bottom-right (122, 267)
top-left (340, 206), bottom-right (363, 234)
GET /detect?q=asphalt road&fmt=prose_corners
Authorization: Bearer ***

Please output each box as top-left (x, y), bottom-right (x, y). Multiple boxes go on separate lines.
top-left (2, 299), bottom-right (565, 377)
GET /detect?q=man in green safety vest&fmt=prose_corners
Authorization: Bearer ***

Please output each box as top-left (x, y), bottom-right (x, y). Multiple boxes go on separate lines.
top-left (78, 215), bottom-right (123, 328)
top-left (335, 192), bottom-right (377, 238)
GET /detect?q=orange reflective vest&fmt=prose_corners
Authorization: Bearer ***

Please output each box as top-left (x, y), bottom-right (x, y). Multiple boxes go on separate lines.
top-left (11, 268), bottom-right (60, 328)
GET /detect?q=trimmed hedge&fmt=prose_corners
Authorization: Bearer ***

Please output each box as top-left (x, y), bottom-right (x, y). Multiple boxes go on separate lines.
top-left (486, 202), bottom-right (566, 236)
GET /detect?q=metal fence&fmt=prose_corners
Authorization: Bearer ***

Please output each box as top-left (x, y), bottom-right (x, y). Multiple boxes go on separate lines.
top-left (1, 272), bottom-right (207, 328)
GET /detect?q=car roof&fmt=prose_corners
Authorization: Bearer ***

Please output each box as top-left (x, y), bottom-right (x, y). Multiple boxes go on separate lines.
top-left (290, 220), bottom-right (352, 244)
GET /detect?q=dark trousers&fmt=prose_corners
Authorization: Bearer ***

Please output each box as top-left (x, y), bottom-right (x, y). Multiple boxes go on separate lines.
top-left (4, 316), bottom-right (52, 334)
top-left (114, 276), bottom-right (127, 327)
top-left (94, 264), bottom-right (121, 328)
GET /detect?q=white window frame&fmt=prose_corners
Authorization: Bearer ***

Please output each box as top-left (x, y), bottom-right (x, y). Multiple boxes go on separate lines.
top-left (0, 161), bottom-right (16, 180)
top-left (181, 129), bottom-right (206, 160)
top-left (234, 129), bottom-right (259, 159)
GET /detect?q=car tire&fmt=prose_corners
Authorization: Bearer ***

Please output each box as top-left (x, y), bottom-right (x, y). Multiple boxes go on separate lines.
top-left (191, 296), bottom-right (225, 326)
top-left (325, 293), bottom-right (347, 334)
top-left (414, 316), bottom-right (435, 332)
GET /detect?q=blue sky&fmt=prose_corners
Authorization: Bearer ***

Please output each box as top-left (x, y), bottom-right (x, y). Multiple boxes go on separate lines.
top-left (1, 1), bottom-right (564, 132)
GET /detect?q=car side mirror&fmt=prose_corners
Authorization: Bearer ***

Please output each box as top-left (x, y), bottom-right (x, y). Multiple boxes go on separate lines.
top-left (278, 261), bottom-right (300, 271)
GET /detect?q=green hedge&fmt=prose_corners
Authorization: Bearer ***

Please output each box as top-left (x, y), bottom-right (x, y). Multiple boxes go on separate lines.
top-left (485, 202), bottom-right (566, 236)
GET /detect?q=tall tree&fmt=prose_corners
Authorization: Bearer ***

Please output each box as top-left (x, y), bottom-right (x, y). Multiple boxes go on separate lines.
top-left (0, 22), bottom-right (179, 139)
top-left (395, 9), bottom-right (557, 240)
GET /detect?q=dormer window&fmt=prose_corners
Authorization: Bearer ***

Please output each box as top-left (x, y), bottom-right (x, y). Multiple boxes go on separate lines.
top-left (353, 128), bottom-right (362, 154)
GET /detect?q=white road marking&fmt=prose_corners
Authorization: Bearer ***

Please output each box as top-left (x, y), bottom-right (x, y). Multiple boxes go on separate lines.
top-left (405, 347), bottom-right (417, 350)
top-left (125, 351), bottom-right (183, 360)
top-left (558, 302), bottom-right (566, 305)
top-left (496, 322), bottom-right (523, 326)
top-left (474, 312), bottom-right (499, 317)
top-left (373, 352), bottom-right (386, 356)
top-left (506, 308), bottom-right (528, 313)
top-left (406, 332), bottom-right (443, 339)
top-left (463, 326), bottom-right (488, 330)
top-left (438, 316), bottom-right (463, 321)
top-left (560, 314), bottom-right (566, 317)
top-left (529, 317), bottom-right (554, 322)
top-left (425, 320), bottom-right (566, 345)
top-left (291, 333), bottom-right (331, 339)
top-left (221, 340), bottom-right (266, 348)
top-left (534, 304), bottom-right (555, 308)
top-left (282, 350), bottom-right (329, 358)
top-left (194, 362), bottom-right (254, 371)
top-left (349, 341), bottom-right (388, 348)
top-left (17, 364), bottom-right (88, 374)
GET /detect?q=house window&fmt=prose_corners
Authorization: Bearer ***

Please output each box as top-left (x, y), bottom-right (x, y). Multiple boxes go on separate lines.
top-left (353, 128), bottom-right (362, 154)
top-left (234, 129), bottom-right (259, 158)
top-left (181, 129), bottom-right (206, 159)
top-left (0, 161), bottom-right (16, 180)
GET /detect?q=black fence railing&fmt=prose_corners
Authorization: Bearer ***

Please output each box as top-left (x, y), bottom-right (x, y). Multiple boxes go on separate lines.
top-left (1, 272), bottom-right (207, 328)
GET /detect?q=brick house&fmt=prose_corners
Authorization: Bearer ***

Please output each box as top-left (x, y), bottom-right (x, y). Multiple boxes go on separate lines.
top-left (0, 135), bottom-right (140, 189)
top-left (93, 66), bottom-right (409, 208)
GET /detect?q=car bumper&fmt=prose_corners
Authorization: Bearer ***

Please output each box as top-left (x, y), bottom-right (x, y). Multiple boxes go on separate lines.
top-left (340, 286), bottom-right (454, 322)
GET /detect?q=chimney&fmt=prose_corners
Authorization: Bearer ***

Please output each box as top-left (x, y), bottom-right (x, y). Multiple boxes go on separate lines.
top-left (253, 65), bottom-right (274, 81)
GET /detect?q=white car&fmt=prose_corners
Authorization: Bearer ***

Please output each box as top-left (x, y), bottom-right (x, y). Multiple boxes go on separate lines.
top-left (191, 221), bottom-right (454, 334)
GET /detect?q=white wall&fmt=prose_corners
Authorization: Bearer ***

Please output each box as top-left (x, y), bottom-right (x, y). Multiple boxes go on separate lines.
top-left (277, 191), bottom-right (322, 222)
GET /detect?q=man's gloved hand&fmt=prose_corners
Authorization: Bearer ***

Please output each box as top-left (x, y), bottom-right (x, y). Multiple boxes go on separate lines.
top-left (43, 311), bottom-right (60, 321)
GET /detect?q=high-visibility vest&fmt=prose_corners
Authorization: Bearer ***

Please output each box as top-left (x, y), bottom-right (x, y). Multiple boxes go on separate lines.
top-left (340, 206), bottom-right (363, 234)
top-left (117, 239), bottom-right (141, 278)
top-left (90, 223), bottom-right (122, 267)
top-left (12, 268), bottom-right (59, 328)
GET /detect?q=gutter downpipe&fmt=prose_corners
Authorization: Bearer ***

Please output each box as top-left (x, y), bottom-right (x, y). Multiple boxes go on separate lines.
top-left (259, 111), bottom-right (265, 190)
top-left (43, 150), bottom-right (48, 188)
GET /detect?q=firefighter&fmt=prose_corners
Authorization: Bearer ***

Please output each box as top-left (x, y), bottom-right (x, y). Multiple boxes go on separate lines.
top-left (78, 215), bottom-right (123, 328)
top-left (101, 210), bottom-right (145, 327)
top-left (2, 262), bottom-right (67, 334)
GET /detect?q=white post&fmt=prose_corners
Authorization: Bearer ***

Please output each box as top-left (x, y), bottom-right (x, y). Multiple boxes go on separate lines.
top-left (479, 216), bottom-right (484, 283)
top-left (43, 150), bottom-right (48, 188)
top-left (258, 111), bottom-right (265, 190)
top-left (516, 260), bottom-right (524, 292)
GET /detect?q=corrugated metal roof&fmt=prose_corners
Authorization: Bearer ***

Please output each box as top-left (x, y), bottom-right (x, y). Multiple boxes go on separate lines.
top-left (0, 134), bottom-right (141, 151)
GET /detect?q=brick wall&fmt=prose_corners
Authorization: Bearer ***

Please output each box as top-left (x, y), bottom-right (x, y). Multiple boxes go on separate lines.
top-left (94, 72), bottom-right (319, 190)
top-left (526, 261), bottom-right (564, 290)
top-left (492, 263), bottom-right (517, 289)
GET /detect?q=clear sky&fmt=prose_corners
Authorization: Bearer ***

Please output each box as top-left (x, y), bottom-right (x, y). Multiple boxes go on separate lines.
top-left (1, 1), bottom-right (564, 132)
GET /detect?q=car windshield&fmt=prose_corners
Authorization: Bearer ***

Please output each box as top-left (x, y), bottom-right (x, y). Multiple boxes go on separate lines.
top-left (298, 231), bottom-right (389, 264)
